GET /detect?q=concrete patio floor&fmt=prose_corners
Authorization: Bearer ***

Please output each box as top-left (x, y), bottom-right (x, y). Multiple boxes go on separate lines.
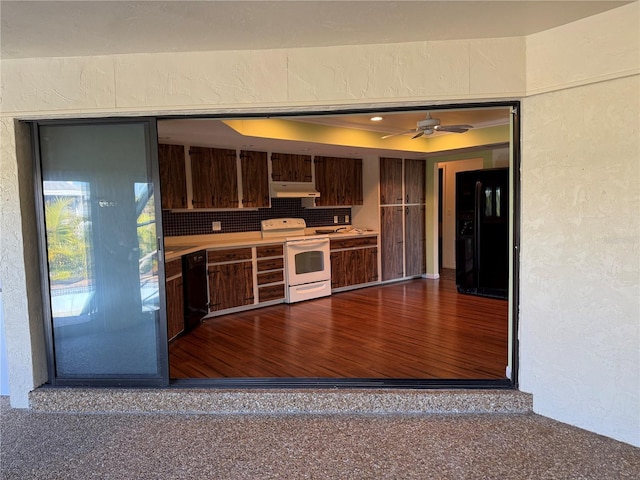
top-left (2, 396), bottom-right (639, 479)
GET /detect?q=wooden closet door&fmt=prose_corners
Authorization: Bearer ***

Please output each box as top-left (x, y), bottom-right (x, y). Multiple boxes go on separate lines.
top-left (380, 206), bottom-right (404, 281)
top-left (404, 159), bottom-right (426, 204)
top-left (379, 157), bottom-right (403, 205)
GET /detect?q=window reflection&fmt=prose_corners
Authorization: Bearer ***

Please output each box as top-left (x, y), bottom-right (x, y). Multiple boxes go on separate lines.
top-left (44, 181), bottom-right (94, 325)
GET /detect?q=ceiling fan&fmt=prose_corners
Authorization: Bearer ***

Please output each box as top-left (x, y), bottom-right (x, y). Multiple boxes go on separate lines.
top-left (381, 113), bottom-right (473, 139)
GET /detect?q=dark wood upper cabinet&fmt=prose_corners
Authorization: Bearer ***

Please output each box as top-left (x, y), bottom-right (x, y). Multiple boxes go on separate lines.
top-left (240, 150), bottom-right (270, 208)
top-left (405, 159), bottom-right (426, 204)
top-left (314, 156), bottom-right (363, 206)
top-left (158, 144), bottom-right (188, 209)
top-left (379, 157), bottom-right (403, 205)
top-left (271, 153), bottom-right (312, 182)
top-left (190, 146), bottom-right (238, 208)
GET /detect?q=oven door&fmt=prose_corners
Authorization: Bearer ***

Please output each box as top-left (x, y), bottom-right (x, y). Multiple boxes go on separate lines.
top-left (285, 237), bottom-right (331, 286)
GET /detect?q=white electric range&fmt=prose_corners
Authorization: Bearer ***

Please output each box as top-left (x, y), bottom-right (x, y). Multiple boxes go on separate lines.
top-left (261, 218), bottom-right (332, 303)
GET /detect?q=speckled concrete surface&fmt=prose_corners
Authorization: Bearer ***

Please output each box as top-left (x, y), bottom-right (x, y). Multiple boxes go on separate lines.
top-left (28, 388), bottom-right (533, 414)
top-left (2, 397), bottom-right (639, 479)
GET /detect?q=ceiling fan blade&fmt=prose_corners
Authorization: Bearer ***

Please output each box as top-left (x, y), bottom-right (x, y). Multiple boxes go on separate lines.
top-left (381, 129), bottom-right (417, 139)
top-left (434, 124), bottom-right (473, 133)
top-left (411, 130), bottom-right (425, 139)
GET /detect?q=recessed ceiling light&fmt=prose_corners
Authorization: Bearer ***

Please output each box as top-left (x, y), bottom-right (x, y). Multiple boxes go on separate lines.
top-left (370, 116), bottom-right (383, 122)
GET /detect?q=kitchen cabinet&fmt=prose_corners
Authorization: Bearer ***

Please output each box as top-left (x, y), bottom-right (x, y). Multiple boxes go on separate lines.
top-left (405, 205), bottom-right (426, 277)
top-left (190, 146), bottom-right (238, 209)
top-left (330, 236), bottom-right (378, 289)
top-left (271, 152), bottom-right (312, 182)
top-left (405, 159), bottom-right (426, 204)
top-left (314, 156), bottom-right (363, 206)
top-left (379, 157), bottom-right (403, 205)
top-left (158, 144), bottom-right (188, 209)
top-left (379, 158), bottom-right (427, 281)
top-left (240, 150), bottom-right (270, 208)
top-left (165, 258), bottom-right (184, 341)
top-left (380, 206), bottom-right (404, 281)
top-left (256, 244), bottom-right (285, 303)
top-left (207, 248), bottom-right (253, 311)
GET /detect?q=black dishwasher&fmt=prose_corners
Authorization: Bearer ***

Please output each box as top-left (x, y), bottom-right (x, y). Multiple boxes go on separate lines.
top-left (182, 250), bottom-right (208, 332)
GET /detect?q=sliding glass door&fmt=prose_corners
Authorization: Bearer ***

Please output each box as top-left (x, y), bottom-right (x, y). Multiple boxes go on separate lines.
top-left (35, 119), bottom-right (168, 385)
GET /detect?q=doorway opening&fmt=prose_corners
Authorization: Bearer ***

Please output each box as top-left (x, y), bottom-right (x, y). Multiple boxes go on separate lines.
top-left (158, 102), bottom-right (519, 388)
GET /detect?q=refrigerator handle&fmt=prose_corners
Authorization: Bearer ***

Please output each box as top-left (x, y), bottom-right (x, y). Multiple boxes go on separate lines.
top-left (474, 180), bottom-right (482, 287)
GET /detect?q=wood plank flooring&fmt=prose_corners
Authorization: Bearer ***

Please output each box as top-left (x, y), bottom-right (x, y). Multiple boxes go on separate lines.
top-left (169, 271), bottom-right (508, 379)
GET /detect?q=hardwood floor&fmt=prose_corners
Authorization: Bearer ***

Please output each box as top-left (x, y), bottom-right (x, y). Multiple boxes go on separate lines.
top-left (169, 271), bottom-right (508, 379)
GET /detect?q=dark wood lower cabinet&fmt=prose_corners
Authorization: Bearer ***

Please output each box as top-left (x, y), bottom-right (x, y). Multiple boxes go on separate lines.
top-left (166, 275), bottom-right (184, 341)
top-left (330, 236), bottom-right (378, 289)
top-left (208, 262), bottom-right (254, 311)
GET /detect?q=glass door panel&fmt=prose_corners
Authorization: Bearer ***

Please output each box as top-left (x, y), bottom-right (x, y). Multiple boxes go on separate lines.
top-left (38, 121), bottom-right (166, 381)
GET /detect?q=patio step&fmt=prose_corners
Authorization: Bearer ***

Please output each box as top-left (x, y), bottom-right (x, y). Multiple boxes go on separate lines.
top-left (29, 388), bottom-right (532, 415)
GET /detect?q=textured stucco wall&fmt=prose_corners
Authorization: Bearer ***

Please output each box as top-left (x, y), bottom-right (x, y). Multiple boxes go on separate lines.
top-left (519, 75), bottom-right (640, 447)
top-left (0, 119), bottom-right (48, 406)
top-left (0, 2), bottom-right (638, 447)
top-left (518, 2), bottom-right (640, 447)
top-left (0, 37), bottom-right (525, 117)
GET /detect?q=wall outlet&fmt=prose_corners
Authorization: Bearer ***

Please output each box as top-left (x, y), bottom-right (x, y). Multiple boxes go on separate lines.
top-left (345, 215), bottom-right (350, 223)
top-left (334, 216), bottom-right (338, 224)
top-left (212, 221), bottom-right (221, 231)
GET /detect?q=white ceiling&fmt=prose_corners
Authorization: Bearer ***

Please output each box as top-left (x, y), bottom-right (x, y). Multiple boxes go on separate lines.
top-left (157, 106), bottom-right (513, 159)
top-left (0, 1), bottom-right (632, 59)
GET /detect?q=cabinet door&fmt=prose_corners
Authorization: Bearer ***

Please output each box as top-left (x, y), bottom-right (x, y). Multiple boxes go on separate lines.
top-left (350, 158), bottom-right (363, 205)
top-left (190, 146), bottom-right (238, 208)
top-left (405, 159), bottom-right (426, 204)
top-left (314, 156), bottom-right (338, 206)
top-left (380, 206), bottom-right (404, 281)
top-left (271, 153), bottom-right (312, 182)
top-left (330, 250), bottom-right (348, 289)
top-left (380, 157), bottom-right (403, 205)
top-left (158, 144), bottom-right (187, 209)
top-left (208, 261), bottom-right (254, 311)
top-left (240, 150), bottom-right (270, 208)
top-left (166, 276), bottom-right (184, 340)
top-left (405, 205), bottom-right (426, 277)
top-left (364, 247), bottom-right (379, 283)
top-left (315, 156), bottom-right (363, 206)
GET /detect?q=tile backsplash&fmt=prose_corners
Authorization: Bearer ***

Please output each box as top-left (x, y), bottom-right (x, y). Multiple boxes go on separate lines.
top-left (162, 198), bottom-right (351, 237)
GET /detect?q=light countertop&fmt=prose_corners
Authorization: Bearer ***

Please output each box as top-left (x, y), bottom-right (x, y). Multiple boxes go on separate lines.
top-left (163, 228), bottom-right (379, 262)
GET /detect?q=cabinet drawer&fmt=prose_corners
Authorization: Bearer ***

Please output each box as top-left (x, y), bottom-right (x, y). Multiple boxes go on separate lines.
top-left (257, 257), bottom-right (284, 272)
top-left (330, 235), bottom-right (377, 250)
top-left (256, 244), bottom-right (283, 258)
top-left (259, 284), bottom-right (285, 302)
top-left (165, 259), bottom-right (182, 278)
top-left (207, 248), bottom-right (252, 263)
top-left (257, 270), bottom-right (284, 285)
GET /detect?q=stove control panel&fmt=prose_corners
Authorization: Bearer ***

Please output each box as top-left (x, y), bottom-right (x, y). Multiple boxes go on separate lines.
top-left (261, 218), bottom-right (307, 238)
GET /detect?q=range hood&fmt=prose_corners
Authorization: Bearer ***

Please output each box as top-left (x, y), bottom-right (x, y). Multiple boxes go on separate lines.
top-left (270, 182), bottom-right (320, 198)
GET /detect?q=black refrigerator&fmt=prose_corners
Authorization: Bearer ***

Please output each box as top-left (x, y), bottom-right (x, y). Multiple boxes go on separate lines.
top-left (455, 168), bottom-right (509, 299)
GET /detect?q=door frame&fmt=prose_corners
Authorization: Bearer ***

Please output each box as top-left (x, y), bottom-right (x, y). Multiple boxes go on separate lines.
top-left (29, 100), bottom-right (520, 389)
top-left (31, 117), bottom-right (170, 387)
